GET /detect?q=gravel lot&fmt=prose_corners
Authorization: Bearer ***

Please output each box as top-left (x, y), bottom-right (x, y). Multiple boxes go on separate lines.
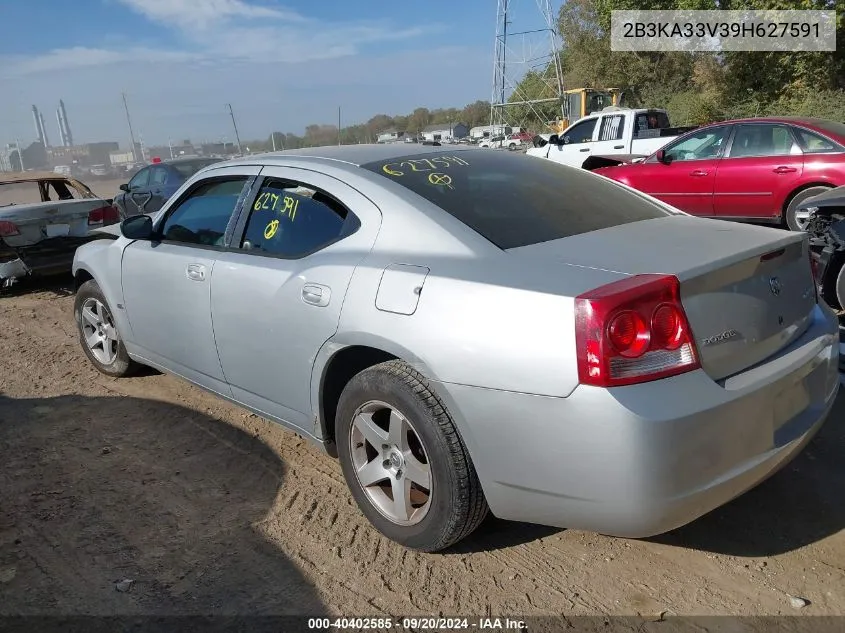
top-left (0, 275), bottom-right (844, 621)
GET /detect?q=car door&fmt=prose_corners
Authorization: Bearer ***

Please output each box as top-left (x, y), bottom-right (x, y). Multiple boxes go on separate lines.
top-left (547, 117), bottom-right (598, 167)
top-left (126, 167), bottom-right (153, 216)
top-left (210, 167), bottom-right (382, 431)
top-left (146, 165), bottom-right (171, 215)
top-left (628, 124), bottom-right (732, 216)
top-left (591, 113), bottom-right (627, 158)
top-left (713, 122), bottom-right (804, 220)
top-left (120, 166), bottom-right (260, 394)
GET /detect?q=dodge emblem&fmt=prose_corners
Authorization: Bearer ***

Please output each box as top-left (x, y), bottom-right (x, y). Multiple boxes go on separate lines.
top-left (769, 276), bottom-right (782, 296)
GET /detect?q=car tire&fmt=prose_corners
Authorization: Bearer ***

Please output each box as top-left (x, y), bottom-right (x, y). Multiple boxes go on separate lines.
top-left (785, 186), bottom-right (832, 232)
top-left (74, 279), bottom-right (137, 377)
top-left (335, 360), bottom-right (489, 552)
top-left (835, 261), bottom-right (845, 311)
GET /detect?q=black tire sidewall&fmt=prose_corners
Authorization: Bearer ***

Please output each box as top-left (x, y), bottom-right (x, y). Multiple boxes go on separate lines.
top-left (336, 366), bottom-right (465, 550)
top-left (74, 280), bottom-right (132, 377)
top-left (787, 187), bottom-right (831, 231)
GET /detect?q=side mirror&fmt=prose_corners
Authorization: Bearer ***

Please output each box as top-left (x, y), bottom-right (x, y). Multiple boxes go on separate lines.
top-left (547, 134), bottom-right (559, 145)
top-left (120, 214), bottom-right (153, 240)
top-left (656, 149), bottom-right (671, 164)
top-left (119, 183), bottom-right (130, 192)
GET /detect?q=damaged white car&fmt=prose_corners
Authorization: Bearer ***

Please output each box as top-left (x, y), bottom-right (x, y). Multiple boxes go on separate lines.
top-left (0, 171), bottom-right (119, 289)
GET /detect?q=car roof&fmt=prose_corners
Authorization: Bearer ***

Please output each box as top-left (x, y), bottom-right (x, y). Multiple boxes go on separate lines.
top-left (698, 116), bottom-right (835, 128)
top-left (214, 143), bottom-right (472, 170)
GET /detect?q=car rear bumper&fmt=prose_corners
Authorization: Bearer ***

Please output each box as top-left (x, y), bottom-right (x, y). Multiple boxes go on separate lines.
top-left (432, 303), bottom-right (841, 538)
top-left (0, 235), bottom-right (94, 281)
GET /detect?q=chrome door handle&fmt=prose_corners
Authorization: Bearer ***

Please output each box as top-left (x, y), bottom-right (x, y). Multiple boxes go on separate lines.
top-left (690, 169), bottom-right (708, 177)
top-left (773, 166), bottom-right (797, 174)
top-left (186, 263), bottom-right (206, 282)
top-left (302, 283), bottom-right (331, 307)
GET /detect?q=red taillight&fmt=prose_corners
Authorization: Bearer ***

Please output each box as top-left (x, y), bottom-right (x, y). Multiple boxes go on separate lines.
top-left (0, 220), bottom-right (20, 237)
top-left (88, 205), bottom-right (119, 226)
top-left (574, 274), bottom-right (701, 388)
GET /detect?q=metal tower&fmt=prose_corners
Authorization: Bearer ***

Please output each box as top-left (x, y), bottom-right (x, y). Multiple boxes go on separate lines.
top-left (489, 0), bottom-right (565, 131)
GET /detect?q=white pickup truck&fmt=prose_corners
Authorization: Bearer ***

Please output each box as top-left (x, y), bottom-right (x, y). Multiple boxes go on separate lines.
top-left (526, 107), bottom-right (697, 169)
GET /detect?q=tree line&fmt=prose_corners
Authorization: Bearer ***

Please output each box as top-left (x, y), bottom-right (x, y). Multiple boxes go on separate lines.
top-left (256, 0), bottom-right (843, 151)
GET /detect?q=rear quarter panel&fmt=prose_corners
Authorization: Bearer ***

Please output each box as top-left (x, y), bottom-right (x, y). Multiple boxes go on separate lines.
top-left (800, 154), bottom-right (845, 188)
top-left (334, 249), bottom-right (626, 399)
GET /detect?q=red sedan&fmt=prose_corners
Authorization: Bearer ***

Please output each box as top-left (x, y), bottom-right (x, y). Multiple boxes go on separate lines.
top-left (592, 117), bottom-right (845, 231)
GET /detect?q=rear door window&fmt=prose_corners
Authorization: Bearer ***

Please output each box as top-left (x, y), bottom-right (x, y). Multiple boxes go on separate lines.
top-left (361, 150), bottom-right (671, 250)
top-left (239, 179), bottom-right (359, 258)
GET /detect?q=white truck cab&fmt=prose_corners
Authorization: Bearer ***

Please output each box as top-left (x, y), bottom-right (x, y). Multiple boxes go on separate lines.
top-left (526, 107), bottom-right (694, 169)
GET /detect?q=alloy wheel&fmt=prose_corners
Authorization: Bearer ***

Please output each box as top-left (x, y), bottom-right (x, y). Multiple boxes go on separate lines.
top-left (80, 297), bottom-right (119, 365)
top-left (349, 400), bottom-right (433, 526)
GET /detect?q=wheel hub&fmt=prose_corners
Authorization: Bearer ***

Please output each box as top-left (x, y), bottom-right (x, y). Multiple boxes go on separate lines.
top-left (349, 400), bottom-right (433, 526)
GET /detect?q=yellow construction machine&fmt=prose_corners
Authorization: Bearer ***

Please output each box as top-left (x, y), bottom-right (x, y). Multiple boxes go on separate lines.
top-left (546, 88), bottom-right (625, 134)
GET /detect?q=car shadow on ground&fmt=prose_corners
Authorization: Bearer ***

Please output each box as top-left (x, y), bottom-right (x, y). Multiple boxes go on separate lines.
top-left (0, 393), bottom-right (327, 618)
top-left (649, 392), bottom-right (845, 557)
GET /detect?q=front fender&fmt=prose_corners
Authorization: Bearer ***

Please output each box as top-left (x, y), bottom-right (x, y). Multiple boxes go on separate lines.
top-left (72, 238), bottom-right (135, 344)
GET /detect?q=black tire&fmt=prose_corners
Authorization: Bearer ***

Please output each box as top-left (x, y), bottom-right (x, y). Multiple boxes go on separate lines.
top-left (835, 262), bottom-right (845, 311)
top-left (74, 279), bottom-right (137, 377)
top-left (785, 186), bottom-right (832, 232)
top-left (335, 360), bottom-right (489, 552)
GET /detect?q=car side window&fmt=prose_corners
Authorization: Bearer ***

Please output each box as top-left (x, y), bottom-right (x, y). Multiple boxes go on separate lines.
top-left (663, 126), bottom-right (730, 162)
top-left (150, 166), bottom-right (169, 186)
top-left (565, 119), bottom-right (597, 144)
top-left (793, 127), bottom-right (838, 153)
top-left (159, 178), bottom-right (248, 247)
top-left (128, 167), bottom-right (150, 190)
top-left (598, 115), bottom-right (624, 141)
top-left (728, 124), bottom-right (800, 158)
top-left (240, 179), bottom-right (358, 258)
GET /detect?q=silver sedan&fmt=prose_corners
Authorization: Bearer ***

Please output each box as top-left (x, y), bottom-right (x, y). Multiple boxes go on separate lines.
top-left (72, 144), bottom-right (841, 552)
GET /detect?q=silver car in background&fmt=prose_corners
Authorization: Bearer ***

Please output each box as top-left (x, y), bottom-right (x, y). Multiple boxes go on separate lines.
top-left (71, 145), bottom-right (841, 552)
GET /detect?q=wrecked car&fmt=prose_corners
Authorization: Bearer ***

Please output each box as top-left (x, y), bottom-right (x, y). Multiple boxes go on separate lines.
top-left (799, 186), bottom-right (845, 317)
top-left (0, 171), bottom-right (119, 289)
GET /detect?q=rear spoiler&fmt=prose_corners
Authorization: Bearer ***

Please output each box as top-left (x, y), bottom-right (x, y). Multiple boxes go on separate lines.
top-left (582, 154), bottom-right (648, 171)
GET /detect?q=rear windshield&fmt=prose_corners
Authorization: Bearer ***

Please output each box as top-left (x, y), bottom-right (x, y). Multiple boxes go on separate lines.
top-left (360, 150), bottom-right (671, 249)
top-left (810, 120), bottom-right (845, 145)
top-left (171, 159), bottom-right (220, 179)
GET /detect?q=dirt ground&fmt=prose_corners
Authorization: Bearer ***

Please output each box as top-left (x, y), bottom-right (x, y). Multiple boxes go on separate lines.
top-left (1, 277), bottom-right (844, 621)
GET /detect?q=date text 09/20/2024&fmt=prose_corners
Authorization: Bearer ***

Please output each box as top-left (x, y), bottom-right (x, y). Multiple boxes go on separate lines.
top-left (307, 617), bottom-right (527, 630)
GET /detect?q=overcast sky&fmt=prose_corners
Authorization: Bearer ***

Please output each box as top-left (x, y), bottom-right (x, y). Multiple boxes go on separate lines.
top-left (0, 0), bottom-right (533, 148)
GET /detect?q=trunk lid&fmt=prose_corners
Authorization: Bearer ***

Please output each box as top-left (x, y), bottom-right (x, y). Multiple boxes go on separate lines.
top-left (0, 199), bottom-right (106, 247)
top-left (507, 215), bottom-right (816, 381)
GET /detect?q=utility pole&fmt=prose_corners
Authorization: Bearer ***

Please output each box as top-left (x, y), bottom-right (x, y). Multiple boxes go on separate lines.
top-left (122, 92), bottom-right (139, 163)
top-left (168, 139), bottom-right (174, 159)
top-left (271, 133), bottom-right (276, 152)
top-left (15, 139), bottom-right (24, 171)
top-left (338, 106), bottom-right (341, 146)
top-left (226, 104), bottom-right (242, 154)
